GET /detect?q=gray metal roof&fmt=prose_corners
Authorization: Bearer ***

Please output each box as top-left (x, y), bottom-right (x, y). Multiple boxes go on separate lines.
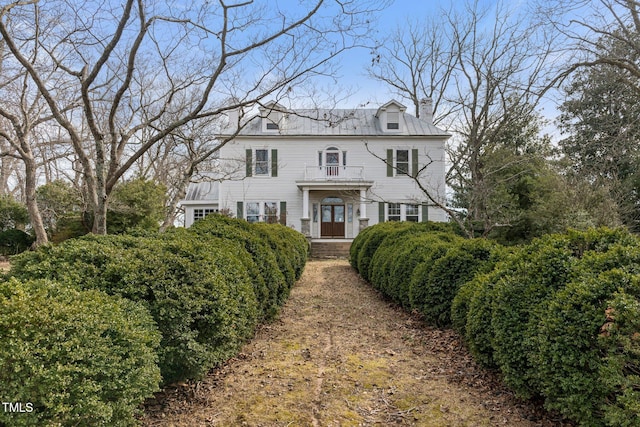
top-left (184, 180), bottom-right (219, 201)
top-left (222, 107), bottom-right (450, 138)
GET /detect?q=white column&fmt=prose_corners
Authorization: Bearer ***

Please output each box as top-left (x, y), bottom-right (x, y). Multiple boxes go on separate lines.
top-left (359, 189), bottom-right (367, 219)
top-left (302, 187), bottom-right (310, 219)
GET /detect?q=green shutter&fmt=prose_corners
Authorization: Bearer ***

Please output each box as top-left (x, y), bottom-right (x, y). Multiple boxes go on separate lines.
top-left (237, 201), bottom-right (244, 220)
top-left (245, 149), bottom-right (252, 177)
top-left (271, 149), bottom-right (278, 177)
top-left (280, 201), bottom-right (286, 224)
top-left (378, 202), bottom-right (385, 223)
top-left (386, 149), bottom-right (393, 177)
top-left (422, 202), bottom-right (429, 222)
top-left (412, 149), bottom-right (419, 177)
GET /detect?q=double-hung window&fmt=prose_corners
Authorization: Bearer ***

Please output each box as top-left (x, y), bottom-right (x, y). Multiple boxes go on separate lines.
top-left (385, 203), bottom-right (421, 222)
top-left (255, 149), bottom-right (269, 175)
top-left (264, 202), bottom-right (279, 223)
top-left (386, 148), bottom-right (418, 177)
top-left (405, 204), bottom-right (419, 222)
top-left (388, 203), bottom-right (401, 221)
top-left (246, 148), bottom-right (278, 177)
top-left (246, 202), bottom-right (261, 223)
top-left (396, 150), bottom-right (409, 175)
top-left (244, 201), bottom-right (281, 223)
top-left (387, 112), bottom-right (400, 130)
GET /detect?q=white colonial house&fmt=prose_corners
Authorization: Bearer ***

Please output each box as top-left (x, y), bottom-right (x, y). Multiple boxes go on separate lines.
top-left (181, 99), bottom-right (450, 242)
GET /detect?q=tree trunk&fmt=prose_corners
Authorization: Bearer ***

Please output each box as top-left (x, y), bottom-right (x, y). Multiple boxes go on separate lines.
top-left (23, 156), bottom-right (48, 247)
top-left (160, 166), bottom-right (195, 232)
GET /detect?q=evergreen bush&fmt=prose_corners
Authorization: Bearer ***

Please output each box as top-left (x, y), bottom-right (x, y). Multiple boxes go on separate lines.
top-left (0, 278), bottom-right (161, 426)
top-left (190, 215), bottom-right (286, 320)
top-left (0, 229), bottom-right (33, 255)
top-left (421, 238), bottom-right (501, 327)
top-left (10, 233), bottom-right (259, 384)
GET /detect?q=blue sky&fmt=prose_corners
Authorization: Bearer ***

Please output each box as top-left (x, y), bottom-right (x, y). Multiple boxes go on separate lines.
top-left (329, 0), bottom-right (440, 108)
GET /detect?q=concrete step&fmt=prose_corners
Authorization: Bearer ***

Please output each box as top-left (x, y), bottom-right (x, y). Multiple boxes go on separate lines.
top-left (310, 241), bottom-right (352, 259)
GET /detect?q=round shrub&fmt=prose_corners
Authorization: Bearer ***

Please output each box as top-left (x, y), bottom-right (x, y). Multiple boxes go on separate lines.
top-left (0, 278), bottom-right (161, 426)
top-left (350, 224), bottom-right (376, 269)
top-left (355, 221), bottom-right (416, 282)
top-left (421, 238), bottom-right (501, 327)
top-left (405, 236), bottom-right (460, 313)
top-left (9, 233), bottom-right (259, 385)
top-left (370, 228), bottom-right (453, 307)
top-left (535, 269), bottom-right (640, 426)
top-left (252, 222), bottom-right (309, 292)
top-left (490, 235), bottom-right (575, 397)
top-left (452, 255), bottom-right (516, 368)
top-left (255, 222), bottom-right (309, 280)
top-left (190, 215), bottom-right (286, 320)
top-left (408, 240), bottom-right (464, 322)
top-left (490, 228), bottom-right (639, 399)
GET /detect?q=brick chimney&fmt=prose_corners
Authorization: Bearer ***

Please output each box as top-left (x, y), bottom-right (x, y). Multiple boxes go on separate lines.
top-left (419, 98), bottom-right (433, 125)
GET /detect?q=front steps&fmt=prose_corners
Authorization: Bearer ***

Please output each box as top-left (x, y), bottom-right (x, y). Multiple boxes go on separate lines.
top-left (310, 240), bottom-right (352, 259)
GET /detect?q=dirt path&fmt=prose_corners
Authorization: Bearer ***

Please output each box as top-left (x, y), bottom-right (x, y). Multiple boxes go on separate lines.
top-left (143, 260), bottom-right (569, 426)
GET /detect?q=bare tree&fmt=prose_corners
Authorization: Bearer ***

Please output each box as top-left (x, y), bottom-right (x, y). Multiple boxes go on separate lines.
top-left (369, 16), bottom-right (458, 123)
top-left (0, 23), bottom-right (77, 246)
top-left (536, 0), bottom-right (640, 84)
top-left (368, 0), bottom-right (560, 235)
top-left (0, 0), bottom-right (389, 234)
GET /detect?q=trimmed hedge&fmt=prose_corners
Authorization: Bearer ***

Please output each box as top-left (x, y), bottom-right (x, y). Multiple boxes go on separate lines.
top-left (351, 223), bottom-right (640, 426)
top-left (9, 214), bottom-right (308, 387)
top-left (418, 238), bottom-right (501, 327)
top-left (0, 278), bottom-right (161, 426)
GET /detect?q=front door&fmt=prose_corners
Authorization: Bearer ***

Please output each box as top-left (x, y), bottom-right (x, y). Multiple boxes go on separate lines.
top-left (321, 204), bottom-right (345, 237)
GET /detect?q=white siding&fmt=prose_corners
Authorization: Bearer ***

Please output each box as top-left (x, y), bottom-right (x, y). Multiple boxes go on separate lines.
top-left (215, 135), bottom-right (447, 236)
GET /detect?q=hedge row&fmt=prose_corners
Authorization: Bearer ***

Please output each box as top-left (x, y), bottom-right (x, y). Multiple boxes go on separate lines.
top-left (350, 221), bottom-right (497, 328)
top-left (2, 214), bottom-right (308, 426)
top-left (351, 223), bottom-right (640, 426)
top-left (452, 228), bottom-right (640, 426)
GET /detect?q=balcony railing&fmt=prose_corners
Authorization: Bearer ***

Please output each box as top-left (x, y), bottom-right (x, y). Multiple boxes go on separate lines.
top-left (303, 165), bottom-right (365, 180)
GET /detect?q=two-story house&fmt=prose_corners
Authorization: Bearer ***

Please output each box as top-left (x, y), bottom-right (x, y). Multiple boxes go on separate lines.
top-left (181, 99), bottom-right (450, 242)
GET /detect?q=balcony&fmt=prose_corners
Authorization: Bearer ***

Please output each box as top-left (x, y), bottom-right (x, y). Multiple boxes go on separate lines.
top-left (302, 165), bottom-right (365, 181)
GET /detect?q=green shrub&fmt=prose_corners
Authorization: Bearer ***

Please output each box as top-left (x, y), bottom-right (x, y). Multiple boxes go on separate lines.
top-left (407, 238), bottom-right (460, 313)
top-left (355, 222), bottom-right (416, 282)
top-left (454, 267), bottom-right (503, 367)
top-left (257, 222), bottom-right (309, 280)
top-left (190, 215), bottom-right (287, 320)
top-left (490, 228), bottom-right (639, 399)
top-left (534, 266), bottom-right (640, 425)
top-left (350, 224), bottom-right (376, 269)
top-left (0, 278), bottom-right (161, 426)
top-left (421, 238), bottom-right (501, 327)
top-left (0, 229), bottom-right (34, 255)
top-left (10, 233), bottom-right (259, 385)
top-left (252, 222), bottom-right (309, 295)
top-left (370, 228), bottom-right (452, 307)
top-left (490, 235), bottom-right (575, 397)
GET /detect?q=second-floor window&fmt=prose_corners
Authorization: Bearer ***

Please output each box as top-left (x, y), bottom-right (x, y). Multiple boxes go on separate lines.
top-left (246, 148), bottom-right (278, 177)
top-left (387, 148), bottom-right (418, 177)
top-left (396, 149), bottom-right (409, 175)
top-left (255, 149), bottom-right (269, 175)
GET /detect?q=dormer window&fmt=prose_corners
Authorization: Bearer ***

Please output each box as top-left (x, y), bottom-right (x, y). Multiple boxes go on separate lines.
top-left (376, 100), bottom-right (406, 133)
top-left (387, 112), bottom-right (399, 130)
top-left (260, 101), bottom-right (287, 132)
